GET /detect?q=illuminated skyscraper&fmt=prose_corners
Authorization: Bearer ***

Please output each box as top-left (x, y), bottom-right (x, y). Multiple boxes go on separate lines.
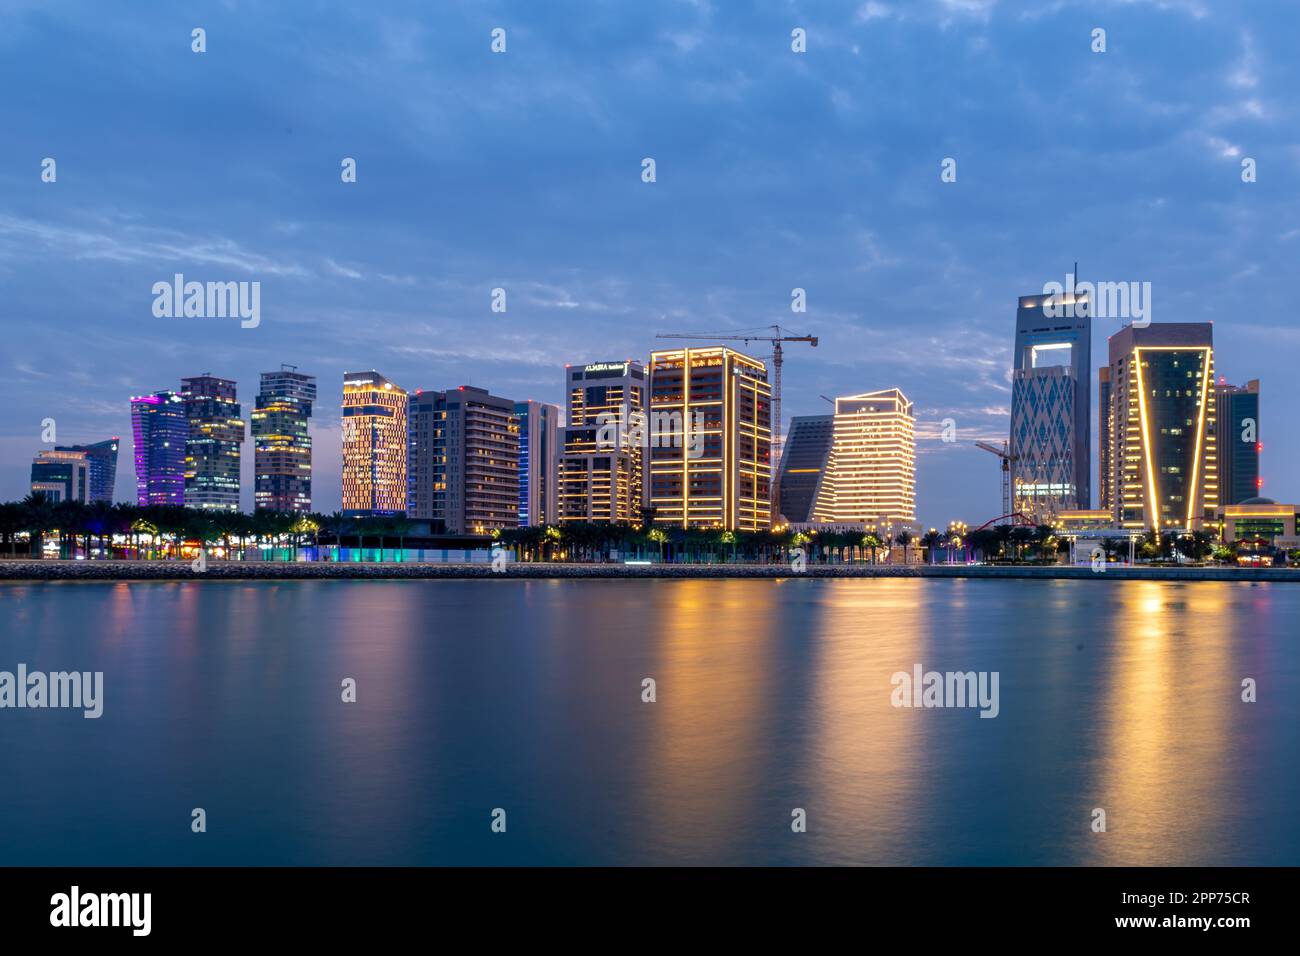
top-left (514, 400), bottom-right (559, 526)
top-left (1214, 378), bottom-right (1261, 505)
top-left (30, 449), bottom-right (89, 503)
top-left (130, 390), bottom-right (187, 506)
top-left (1098, 366), bottom-right (1112, 513)
top-left (776, 414), bottom-right (834, 523)
top-left (342, 370), bottom-right (408, 516)
top-left (1009, 289), bottom-right (1091, 519)
top-left (558, 361), bottom-right (648, 524)
top-left (54, 438), bottom-right (118, 503)
top-left (181, 374), bottom-right (245, 512)
top-left (406, 385), bottom-right (516, 533)
top-left (1103, 323), bottom-right (1217, 531)
top-left (252, 366), bottom-right (316, 512)
top-left (648, 347), bottom-right (771, 530)
top-left (813, 389), bottom-right (915, 523)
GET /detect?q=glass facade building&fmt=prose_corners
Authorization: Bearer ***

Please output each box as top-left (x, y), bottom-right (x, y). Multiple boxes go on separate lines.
top-left (775, 414), bottom-right (834, 524)
top-left (514, 400), bottom-right (559, 526)
top-left (1103, 323), bottom-right (1217, 530)
top-left (1214, 379), bottom-right (1261, 505)
top-left (252, 367), bottom-right (316, 512)
top-left (181, 375), bottom-right (245, 512)
top-left (1009, 291), bottom-right (1092, 519)
top-left (130, 391), bottom-right (187, 506)
top-left (30, 449), bottom-right (90, 503)
top-left (53, 438), bottom-right (118, 503)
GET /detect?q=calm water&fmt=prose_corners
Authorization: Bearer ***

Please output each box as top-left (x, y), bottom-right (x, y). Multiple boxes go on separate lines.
top-left (1, 578), bottom-right (1297, 866)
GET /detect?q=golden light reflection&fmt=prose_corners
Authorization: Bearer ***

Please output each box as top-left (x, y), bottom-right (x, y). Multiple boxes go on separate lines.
top-left (1082, 581), bottom-right (1236, 865)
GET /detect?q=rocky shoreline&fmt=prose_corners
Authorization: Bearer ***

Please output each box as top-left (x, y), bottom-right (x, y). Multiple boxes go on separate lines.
top-left (1, 560), bottom-right (1297, 582)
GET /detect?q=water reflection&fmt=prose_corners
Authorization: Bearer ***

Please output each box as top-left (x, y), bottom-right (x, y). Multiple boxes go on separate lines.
top-left (0, 578), bottom-right (1295, 865)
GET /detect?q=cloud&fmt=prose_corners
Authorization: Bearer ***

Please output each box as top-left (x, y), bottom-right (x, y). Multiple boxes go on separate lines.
top-left (0, 214), bottom-right (311, 278)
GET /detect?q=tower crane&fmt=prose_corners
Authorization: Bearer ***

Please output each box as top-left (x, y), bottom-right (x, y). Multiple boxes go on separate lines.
top-left (974, 439), bottom-right (1019, 523)
top-left (654, 325), bottom-right (818, 470)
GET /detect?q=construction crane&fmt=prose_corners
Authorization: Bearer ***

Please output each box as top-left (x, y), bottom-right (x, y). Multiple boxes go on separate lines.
top-left (974, 440), bottom-right (1019, 523)
top-left (654, 325), bottom-right (818, 469)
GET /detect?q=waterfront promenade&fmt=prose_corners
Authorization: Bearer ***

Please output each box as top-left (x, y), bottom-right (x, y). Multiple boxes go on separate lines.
top-left (2, 560), bottom-right (1298, 582)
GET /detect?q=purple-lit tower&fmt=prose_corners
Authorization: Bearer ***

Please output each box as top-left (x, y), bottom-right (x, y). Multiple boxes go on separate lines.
top-left (130, 391), bottom-right (187, 506)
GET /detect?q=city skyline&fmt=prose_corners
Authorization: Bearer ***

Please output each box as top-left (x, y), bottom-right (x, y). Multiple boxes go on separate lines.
top-left (13, 312), bottom-right (1269, 532)
top-left (2, 1), bottom-right (1296, 527)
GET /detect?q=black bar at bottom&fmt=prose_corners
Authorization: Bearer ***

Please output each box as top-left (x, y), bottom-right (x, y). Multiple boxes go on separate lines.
top-left (0, 866), bottom-right (1283, 941)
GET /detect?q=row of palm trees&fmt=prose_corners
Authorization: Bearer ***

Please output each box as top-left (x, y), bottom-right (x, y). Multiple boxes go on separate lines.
top-left (0, 494), bottom-right (419, 560)
top-left (0, 493), bottom-right (1266, 565)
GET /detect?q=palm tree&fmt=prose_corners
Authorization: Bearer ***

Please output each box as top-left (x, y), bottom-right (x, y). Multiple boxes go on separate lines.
top-left (893, 529), bottom-right (915, 565)
top-left (20, 492), bottom-right (56, 558)
top-left (862, 533), bottom-right (882, 565)
top-left (0, 501), bottom-right (24, 557)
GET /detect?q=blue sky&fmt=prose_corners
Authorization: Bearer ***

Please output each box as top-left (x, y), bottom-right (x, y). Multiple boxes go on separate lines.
top-left (2, 0), bottom-right (1296, 525)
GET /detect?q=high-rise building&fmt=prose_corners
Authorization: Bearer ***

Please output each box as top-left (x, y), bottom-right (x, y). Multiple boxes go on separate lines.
top-left (1009, 289), bottom-right (1091, 519)
top-left (514, 400), bottom-right (559, 526)
top-left (648, 347), bottom-right (772, 530)
top-left (558, 361), bottom-right (648, 524)
top-left (252, 366), bottom-right (316, 512)
top-left (181, 375), bottom-right (245, 511)
top-left (342, 371), bottom-right (409, 516)
top-left (1214, 379), bottom-right (1261, 505)
top-left (1098, 366), bottom-right (1112, 513)
top-left (30, 449), bottom-right (89, 503)
top-left (130, 391), bottom-right (187, 506)
top-left (53, 438), bottom-right (118, 503)
top-left (407, 385), bottom-right (517, 533)
top-left (812, 389), bottom-right (916, 524)
top-left (775, 414), bottom-right (834, 523)
top-left (1102, 323), bottom-right (1217, 531)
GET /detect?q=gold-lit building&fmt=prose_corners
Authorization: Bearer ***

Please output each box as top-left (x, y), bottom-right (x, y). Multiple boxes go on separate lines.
top-left (342, 370), bottom-right (408, 516)
top-left (558, 361), bottom-right (648, 524)
top-left (1102, 324), bottom-right (1217, 531)
top-left (648, 347), bottom-right (772, 530)
top-left (812, 388), bottom-right (916, 524)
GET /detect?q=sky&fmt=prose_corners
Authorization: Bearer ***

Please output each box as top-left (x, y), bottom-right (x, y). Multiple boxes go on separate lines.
top-left (1, 0), bottom-right (1296, 526)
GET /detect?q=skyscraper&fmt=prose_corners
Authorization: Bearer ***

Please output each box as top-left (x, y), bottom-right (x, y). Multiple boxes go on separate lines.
top-left (342, 370), bottom-right (408, 516)
top-left (181, 375), bottom-right (245, 512)
top-left (812, 389), bottom-right (916, 524)
top-left (1098, 366), bottom-right (1112, 513)
top-left (30, 449), bottom-right (89, 503)
top-left (1103, 323), bottom-right (1217, 531)
top-left (252, 366), bottom-right (316, 512)
top-left (53, 438), bottom-right (118, 503)
top-left (648, 346), bottom-right (771, 530)
top-left (406, 385), bottom-right (516, 533)
top-left (1214, 378), bottom-right (1261, 505)
top-left (775, 414), bottom-right (834, 524)
top-left (514, 400), bottom-right (559, 526)
top-left (558, 361), bottom-right (648, 525)
top-left (130, 391), bottom-right (187, 506)
top-left (1009, 289), bottom-right (1091, 519)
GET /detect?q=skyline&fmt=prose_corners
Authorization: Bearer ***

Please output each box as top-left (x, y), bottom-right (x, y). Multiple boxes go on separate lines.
top-left (3, 0), bottom-right (1297, 526)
